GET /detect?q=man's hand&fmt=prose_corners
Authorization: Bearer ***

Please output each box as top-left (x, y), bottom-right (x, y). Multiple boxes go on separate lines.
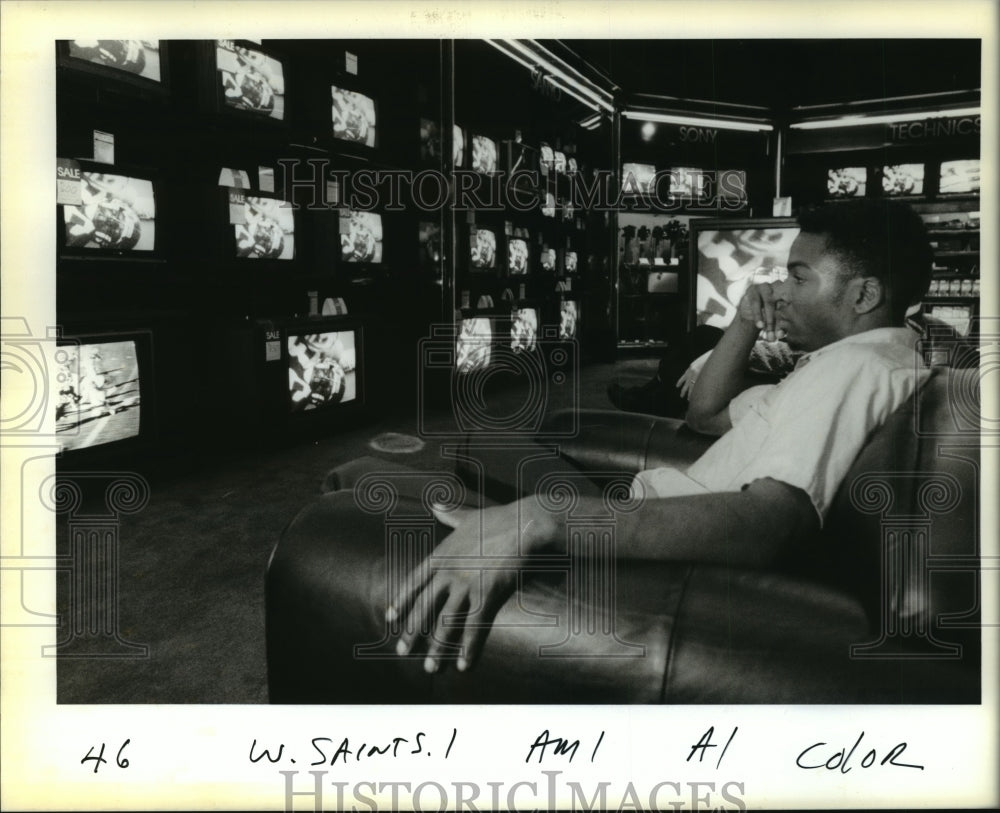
top-left (387, 497), bottom-right (558, 674)
top-left (737, 282), bottom-right (786, 343)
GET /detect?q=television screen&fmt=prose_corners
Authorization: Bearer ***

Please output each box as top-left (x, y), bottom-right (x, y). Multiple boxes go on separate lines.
top-left (288, 330), bottom-right (357, 411)
top-left (470, 228), bottom-right (497, 269)
top-left (471, 135), bottom-right (498, 174)
top-left (622, 162), bottom-right (656, 194)
top-left (539, 144), bottom-right (554, 173)
top-left (540, 247), bottom-right (556, 272)
top-left (454, 125), bottom-right (465, 167)
top-left (511, 307), bottom-right (538, 353)
top-left (235, 197), bottom-right (295, 259)
top-left (456, 317), bottom-right (493, 373)
top-left (55, 339), bottom-right (142, 451)
top-left (564, 250), bottom-right (579, 273)
top-left (939, 159), bottom-right (980, 195)
top-left (553, 151), bottom-right (567, 173)
top-left (420, 118), bottom-right (440, 161)
top-left (827, 167), bottom-right (867, 198)
top-left (419, 220), bottom-right (441, 264)
top-left (215, 40), bottom-right (285, 120)
top-left (542, 192), bottom-right (556, 218)
top-left (67, 40), bottom-right (161, 81)
top-left (695, 223), bottom-right (800, 329)
top-left (670, 167), bottom-right (704, 198)
top-left (341, 210), bottom-right (383, 263)
top-left (559, 300), bottom-right (579, 341)
top-left (882, 164), bottom-right (924, 196)
top-left (567, 157), bottom-right (578, 175)
top-left (63, 171), bottom-right (156, 252)
top-left (331, 85), bottom-right (377, 147)
top-left (508, 238), bottom-right (529, 275)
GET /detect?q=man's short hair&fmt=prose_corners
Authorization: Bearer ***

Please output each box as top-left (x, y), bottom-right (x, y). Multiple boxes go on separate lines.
top-left (797, 199), bottom-right (933, 322)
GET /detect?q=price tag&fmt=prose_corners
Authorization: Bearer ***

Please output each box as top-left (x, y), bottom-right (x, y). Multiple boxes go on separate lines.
top-left (56, 158), bottom-right (82, 205)
top-left (265, 341), bottom-right (281, 362)
top-left (229, 189), bottom-right (246, 225)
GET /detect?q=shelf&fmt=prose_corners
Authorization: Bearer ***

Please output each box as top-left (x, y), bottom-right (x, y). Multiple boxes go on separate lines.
top-left (934, 251), bottom-right (979, 259)
top-left (924, 296), bottom-right (979, 303)
top-left (927, 228), bottom-right (979, 236)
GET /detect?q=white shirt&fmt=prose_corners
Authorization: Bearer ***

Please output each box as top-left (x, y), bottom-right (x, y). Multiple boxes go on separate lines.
top-left (633, 328), bottom-right (928, 524)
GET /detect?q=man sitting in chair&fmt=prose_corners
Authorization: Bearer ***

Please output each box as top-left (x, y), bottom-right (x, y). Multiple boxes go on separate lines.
top-left (389, 199), bottom-right (934, 675)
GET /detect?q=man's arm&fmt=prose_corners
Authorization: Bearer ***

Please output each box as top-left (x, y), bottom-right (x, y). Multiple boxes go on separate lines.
top-left (389, 480), bottom-right (818, 672)
top-left (686, 283), bottom-right (783, 435)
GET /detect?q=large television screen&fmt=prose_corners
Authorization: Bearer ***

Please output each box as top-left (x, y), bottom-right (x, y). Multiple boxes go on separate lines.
top-left (471, 135), bottom-right (498, 174)
top-left (939, 159), bottom-right (980, 195)
top-left (234, 197), bottom-right (295, 259)
top-left (508, 237), bottom-right (529, 275)
top-left (456, 317), bottom-right (493, 373)
top-left (67, 40), bottom-right (162, 81)
top-left (287, 331), bottom-right (358, 412)
top-left (55, 339), bottom-right (142, 451)
top-left (559, 300), bottom-right (580, 340)
top-left (62, 171), bottom-right (156, 252)
top-left (510, 307), bottom-right (539, 353)
top-left (215, 40), bottom-right (285, 120)
top-left (670, 167), bottom-right (704, 198)
top-left (470, 228), bottom-right (497, 269)
top-left (882, 163), bottom-right (924, 196)
top-left (694, 221), bottom-right (800, 329)
top-left (827, 167), bottom-right (867, 198)
top-left (340, 211), bottom-right (383, 263)
top-left (331, 85), bottom-right (377, 147)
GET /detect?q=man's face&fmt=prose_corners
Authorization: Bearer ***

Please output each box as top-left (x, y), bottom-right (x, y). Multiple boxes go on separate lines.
top-left (773, 231), bottom-right (854, 352)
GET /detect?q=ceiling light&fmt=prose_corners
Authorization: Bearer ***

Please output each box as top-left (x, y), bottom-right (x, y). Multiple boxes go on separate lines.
top-left (790, 106), bottom-right (981, 129)
top-left (622, 110), bottom-right (773, 133)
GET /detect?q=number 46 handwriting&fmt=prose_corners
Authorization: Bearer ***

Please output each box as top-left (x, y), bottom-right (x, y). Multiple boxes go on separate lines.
top-left (81, 739), bottom-right (131, 774)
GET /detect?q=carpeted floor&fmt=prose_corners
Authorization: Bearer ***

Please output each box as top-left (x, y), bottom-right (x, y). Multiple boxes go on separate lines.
top-left (56, 356), bottom-right (660, 703)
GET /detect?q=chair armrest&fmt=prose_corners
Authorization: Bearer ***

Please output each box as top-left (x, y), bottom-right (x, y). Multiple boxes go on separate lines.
top-left (544, 408), bottom-right (716, 474)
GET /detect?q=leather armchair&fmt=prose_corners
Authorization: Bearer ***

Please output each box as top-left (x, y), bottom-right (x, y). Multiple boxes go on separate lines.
top-left (266, 366), bottom-right (981, 703)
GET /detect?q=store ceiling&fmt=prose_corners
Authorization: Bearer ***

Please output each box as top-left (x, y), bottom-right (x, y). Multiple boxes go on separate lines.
top-left (559, 39), bottom-right (982, 112)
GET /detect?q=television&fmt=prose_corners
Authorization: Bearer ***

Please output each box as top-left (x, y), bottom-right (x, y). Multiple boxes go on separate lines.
top-left (454, 125), bottom-right (466, 167)
top-left (470, 227), bottom-right (498, 270)
top-left (287, 329), bottom-right (359, 412)
top-left (420, 118), bottom-right (441, 161)
top-left (331, 85), bottom-right (377, 147)
top-left (419, 220), bottom-right (442, 266)
top-left (455, 316), bottom-right (494, 373)
top-left (471, 134), bottom-right (499, 174)
top-left (559, 300), bottom-right (580, 341)
top-left (691, 218), bottom-right (800, 330)
top-left (938, 159), bottom-right (980, 195)
top-left (60, 40), bottom-right (165, 86)
top-left (541, 192), bottom-right (557, 218)
top-left (234, 195), bottom-right (296, 260)
top-left (340, 210), bottom-right (383, 263)
top-left (567, 157), bottom-right (578, 175)
top-left (670, 167), bottom-right (704, 198)
top-left (54, 330), bottom-right (153, 458)
top-left (882, 163), bottom-right (924, 196)
top-left (214, 40), bottom-right (286, 121)
top-left (622, 162), bottom-right (656, 195)
top-left (510, 306), bottom-right (539, 353)
top-left (553, 151), bottom-right (567, 174)
top-left (60, 164), bottom-right (158, 256)
top-left (507, 236), bottom-right (530, 276)
top-left (827, 167), bottom-right (867, 198)
top-left (540, 246), bottom-right (557, 273)
top-left (539, 143), bottom-right (555, 174)
top-left (564, 250), bottom-right (579, 274)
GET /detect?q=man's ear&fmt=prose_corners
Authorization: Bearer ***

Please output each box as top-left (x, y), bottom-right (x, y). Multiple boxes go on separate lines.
top-left (852, 275), bottom-right (885, 314)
